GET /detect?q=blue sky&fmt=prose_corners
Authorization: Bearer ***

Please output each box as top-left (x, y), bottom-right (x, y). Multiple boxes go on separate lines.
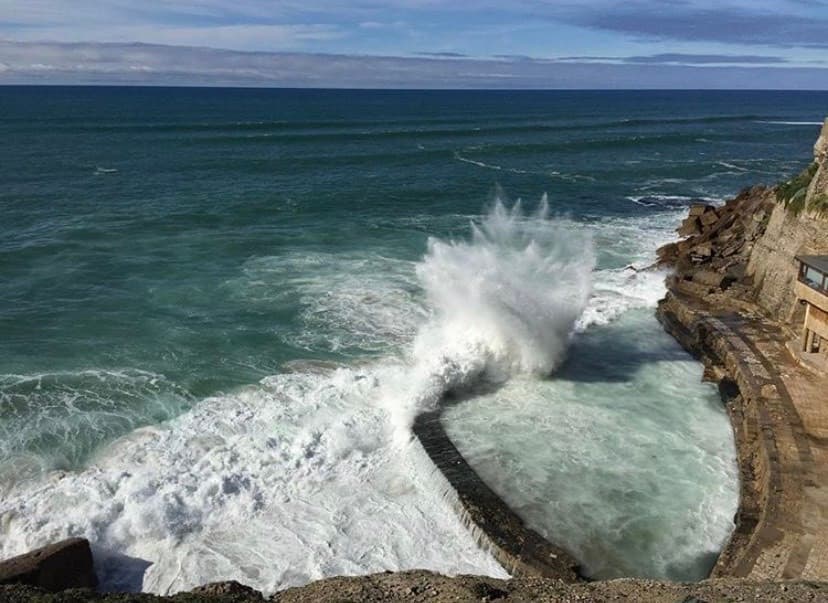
top-left (1, 1), bottom-right (828, 87)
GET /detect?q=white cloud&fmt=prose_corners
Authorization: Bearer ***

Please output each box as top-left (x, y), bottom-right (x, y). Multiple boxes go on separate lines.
top-left (0, 40), bottom-right (827, 89)
top-left (2, 24), bottom-right (344, 52)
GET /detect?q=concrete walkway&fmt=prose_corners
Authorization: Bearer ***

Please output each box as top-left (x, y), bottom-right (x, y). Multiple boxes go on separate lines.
top-left (727, 314), bottom-right (828, 581)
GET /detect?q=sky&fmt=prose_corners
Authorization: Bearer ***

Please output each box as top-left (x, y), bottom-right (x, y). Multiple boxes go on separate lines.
top-left (1, 0), bottom-right (828, 88)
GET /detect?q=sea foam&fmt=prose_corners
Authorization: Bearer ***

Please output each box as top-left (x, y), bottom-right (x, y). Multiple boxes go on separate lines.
top-left (0, 199), bottom-right (592, 594)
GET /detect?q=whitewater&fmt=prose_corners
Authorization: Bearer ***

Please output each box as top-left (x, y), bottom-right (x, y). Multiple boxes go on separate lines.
top-left (0, 197), bottom-right (738, 594)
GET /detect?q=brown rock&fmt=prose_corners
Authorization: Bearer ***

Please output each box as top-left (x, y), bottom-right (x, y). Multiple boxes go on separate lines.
top-left (688, 203), bottom-right (714, 217)
top-left (656, 242), bottom-right (680, 266)
top-left (692, 269), bottom-right (736, 291)
top-left (677, 217), bottom-right (702, 237)
top-left (0, 538), bottom-right (97, 592)
top-left (721, 241), bottom-right (744, 258)
top-left (691, 242), bottom-right (713, 258)
top-left (700, 210), bottom-right (720, 227)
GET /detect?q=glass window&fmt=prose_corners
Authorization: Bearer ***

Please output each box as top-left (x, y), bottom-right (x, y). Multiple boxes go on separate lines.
top-left (803, 265), bottom-right (826, 290)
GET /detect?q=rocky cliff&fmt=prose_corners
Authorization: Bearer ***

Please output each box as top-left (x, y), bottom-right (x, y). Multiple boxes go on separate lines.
top-left (657, 119), bottom-right (828, 327)
top-left (748, 119), bottom-right (828, 322)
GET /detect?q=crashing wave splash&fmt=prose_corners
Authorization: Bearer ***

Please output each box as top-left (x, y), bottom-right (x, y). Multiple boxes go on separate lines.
top-left (0, 198), bottom-right (595, 595)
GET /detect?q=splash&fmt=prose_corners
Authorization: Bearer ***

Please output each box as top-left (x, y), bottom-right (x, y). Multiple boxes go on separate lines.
top-left (388, 197), bottom-right (595, 429)
top-left (0, 198), bottom-right (596, 594)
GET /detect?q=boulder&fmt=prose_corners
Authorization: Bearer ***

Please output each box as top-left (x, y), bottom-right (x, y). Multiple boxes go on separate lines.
top-left (677, 216), bottom-right (702, 237)
top-left (692, 269), bottom-right (737, 291)
top-left (691, 242), bottom-right (713, 259)
top-left (688, 203), bottom-right (714, 217)
top-left (0, 538), bottom-right (97, 592)
top-left (656, 242), bottom-right (680, 265)
top-left (700, 210), bottom-right (720, 227)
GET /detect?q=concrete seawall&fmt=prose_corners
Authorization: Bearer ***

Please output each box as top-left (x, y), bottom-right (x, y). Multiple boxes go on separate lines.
top-left (412, 409), bottom-right (582, 582)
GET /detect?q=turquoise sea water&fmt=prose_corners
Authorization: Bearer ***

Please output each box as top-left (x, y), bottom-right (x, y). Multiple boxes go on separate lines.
top-left (1, 87), bottom-right (826, 593)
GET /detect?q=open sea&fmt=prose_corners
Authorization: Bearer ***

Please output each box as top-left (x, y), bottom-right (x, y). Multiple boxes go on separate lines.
top-left (1, 87), bottom-right (827, 594)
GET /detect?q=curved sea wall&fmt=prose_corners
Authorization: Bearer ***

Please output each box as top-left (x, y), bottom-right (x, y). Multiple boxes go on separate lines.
top-left (412, 409), bottom-right (581, 582)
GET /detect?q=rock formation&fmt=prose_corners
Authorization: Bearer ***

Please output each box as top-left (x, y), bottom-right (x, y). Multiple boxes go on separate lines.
top-left (0, 538), bottom-right (97, 592)
top-left (658, 119), bottom-right (828, 325)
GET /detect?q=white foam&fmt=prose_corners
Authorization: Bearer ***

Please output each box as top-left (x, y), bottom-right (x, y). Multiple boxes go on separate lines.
top-left (0, 197), bottom-right (734, 591)
top-left (757, 120), bottom-right (823, 126)
top-left (0, 367), bottom-right (508, 594)
top-left (0, 198), bottom-right (594, 594)
top-left (454, 152), bottom-right (532, 174)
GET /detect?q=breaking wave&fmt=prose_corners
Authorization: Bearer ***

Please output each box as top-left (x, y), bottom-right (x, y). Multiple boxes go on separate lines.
top-left (0, 198), bottom-right (594, 595)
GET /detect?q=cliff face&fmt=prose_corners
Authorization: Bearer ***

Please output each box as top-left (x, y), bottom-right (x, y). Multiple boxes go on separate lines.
top-left (807, 118), bottom-right (828, 203)
top-left (747, 119), bottom-right (828, 323)
top-left (746, 201), bottom-right (828, 321)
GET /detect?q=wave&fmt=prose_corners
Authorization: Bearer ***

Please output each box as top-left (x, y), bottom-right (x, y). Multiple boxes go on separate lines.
top-left (626, 194), bottom-right (719, 209)
top-left (453, 152), bottom-right (532, 174)
top-left (0, 369), bottom-right (192, 484)
top-left (0, 198), bottom-right (595, 594)
top-left (756, 120), bottom-right (824, 126)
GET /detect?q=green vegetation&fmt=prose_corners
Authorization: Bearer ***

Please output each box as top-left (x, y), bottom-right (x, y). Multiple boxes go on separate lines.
top-left (776, 162), bottom-right (818, 215)
top-left (810, 193), bottom-right (828, 216)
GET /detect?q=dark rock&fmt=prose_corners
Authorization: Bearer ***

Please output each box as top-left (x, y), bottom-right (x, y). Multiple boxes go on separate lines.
top-left (727, 264), bottom-right (747, 282)
top-left (471, 581), bottom-right (509, 601)
top-left (0, 538), bottom-right (97, 592)
top-left (191, 581), bottom-right (264, 600)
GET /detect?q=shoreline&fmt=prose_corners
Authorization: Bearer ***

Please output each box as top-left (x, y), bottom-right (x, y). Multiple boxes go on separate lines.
top-left (5, 120), bottom-right (828, 599)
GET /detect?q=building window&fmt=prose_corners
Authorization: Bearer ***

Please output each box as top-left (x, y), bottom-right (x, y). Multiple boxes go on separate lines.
top-left (800, 263), bottom-right (828, 291)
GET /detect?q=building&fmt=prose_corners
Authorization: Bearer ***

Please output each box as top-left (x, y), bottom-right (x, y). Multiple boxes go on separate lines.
top-left (795, 255), bottom-right (828, 356)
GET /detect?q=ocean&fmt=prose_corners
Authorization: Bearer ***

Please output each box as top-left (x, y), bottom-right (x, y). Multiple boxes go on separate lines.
top-left (1, 87), bottom-right (826, 594)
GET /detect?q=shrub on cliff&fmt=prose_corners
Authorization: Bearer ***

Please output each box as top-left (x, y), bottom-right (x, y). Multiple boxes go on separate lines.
top-left (810, 193), bottom-right (828, 216)
top-left (776, 161), bottom-right (818, 215)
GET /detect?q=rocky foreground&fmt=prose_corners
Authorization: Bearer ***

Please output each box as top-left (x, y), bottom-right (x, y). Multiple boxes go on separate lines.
top-left (2, 570), bottom-right (828, 602)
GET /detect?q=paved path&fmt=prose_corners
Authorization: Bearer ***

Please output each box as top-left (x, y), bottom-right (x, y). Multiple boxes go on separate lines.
top-left (711, 311), bottom-right (828, 581)
top-left (733, 319), bottom-right (828, 579)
